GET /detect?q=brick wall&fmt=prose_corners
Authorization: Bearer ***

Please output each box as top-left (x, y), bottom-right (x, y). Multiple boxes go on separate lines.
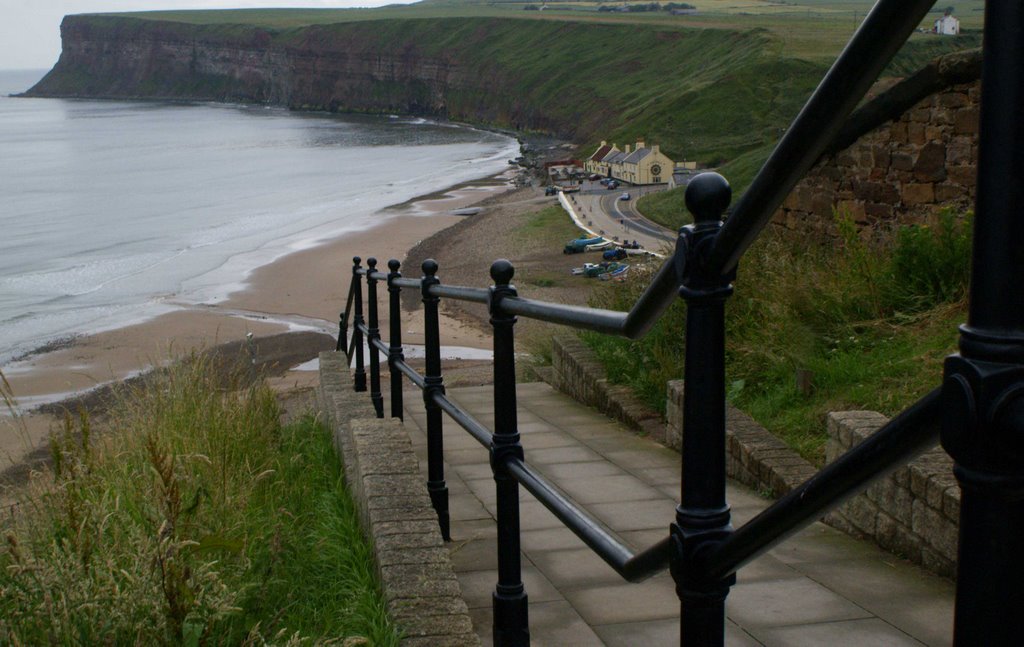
top-left (773, 49), bottom-right (981, 238)
top-left (826, 411), bottom-right (959, 578)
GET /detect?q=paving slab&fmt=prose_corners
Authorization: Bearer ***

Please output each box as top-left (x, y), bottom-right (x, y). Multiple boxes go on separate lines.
top-left (402, 383), bottom-right (955, 645)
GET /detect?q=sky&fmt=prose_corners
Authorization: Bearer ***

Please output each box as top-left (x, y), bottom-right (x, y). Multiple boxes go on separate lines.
top-left (0, 1), bottom-right (416, 70)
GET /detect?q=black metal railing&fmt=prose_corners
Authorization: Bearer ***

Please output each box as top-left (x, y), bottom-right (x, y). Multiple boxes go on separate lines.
top-left (336, 0), bottom-right (1024, 644)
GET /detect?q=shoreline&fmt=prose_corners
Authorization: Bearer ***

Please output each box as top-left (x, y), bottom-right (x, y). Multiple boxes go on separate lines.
top-left (0, 171), bottom-right (522, 473)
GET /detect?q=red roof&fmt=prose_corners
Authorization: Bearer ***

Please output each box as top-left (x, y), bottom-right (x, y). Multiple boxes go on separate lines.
top-left (588, 145), bottom-right (612, 162)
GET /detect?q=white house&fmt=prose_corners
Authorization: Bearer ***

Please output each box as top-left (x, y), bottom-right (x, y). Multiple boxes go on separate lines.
top-left (934, 12), bottom-right (960, 35)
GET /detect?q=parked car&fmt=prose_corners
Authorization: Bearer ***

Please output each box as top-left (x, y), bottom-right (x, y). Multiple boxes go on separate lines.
top-left (589, 173), bottom-right (602, 181)
top-left (599, 178), bottom-right (613, 186)
top-left (544, 186), bottom-right (558, 196)
top-left (619, 192), bottom-right (631, 201)
top-left (606, 181), bottom-right (619, 190)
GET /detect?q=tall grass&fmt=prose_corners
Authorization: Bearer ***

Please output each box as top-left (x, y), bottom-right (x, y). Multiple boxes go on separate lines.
top-left (0, 355), bottom-right (398, 645)
top-left (583, 210), bottom-right (971, 461)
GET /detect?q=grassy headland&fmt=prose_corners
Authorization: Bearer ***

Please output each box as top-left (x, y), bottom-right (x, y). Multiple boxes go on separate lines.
top-left (43, 2), bottom-right (979, 194)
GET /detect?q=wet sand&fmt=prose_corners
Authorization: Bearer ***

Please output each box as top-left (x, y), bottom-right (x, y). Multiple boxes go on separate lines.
top-left (0, 178), bottom-right (509, 473)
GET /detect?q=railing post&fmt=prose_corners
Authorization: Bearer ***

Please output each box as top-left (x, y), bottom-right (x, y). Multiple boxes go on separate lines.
top-left (352, 256), bottom-right (367, 392)
top-left (488, 259), bottom-right (529, 647)
top-left (669, 174), bottom-right (736, 646)
top-left (337, 269), bottom-right (353, 352)
top-left (421, 260), bottom-right (451, 541)
top-left (387, 259), bottom-right (405, 420)
top-left (940, 3), bottom-right (1024, 644)
top-left (366, 258), bottom-right (384, 418)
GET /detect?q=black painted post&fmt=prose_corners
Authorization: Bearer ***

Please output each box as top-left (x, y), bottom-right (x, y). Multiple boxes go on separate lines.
top-left (387, 259), bottom-right (405, 420)
top-left (488, 259), bottom-right (529, 647)
top-left (669, 174), bottom-right (736, 646)
top-left (352, 256), bottom-right (367, 392)
top-left (337, 269), bottom-right (353, 352)
top-left (421, 260), bottom-right (451, 541)
top-left (940, 4), bottom-right (1024, 644)
top-left (366, 257), bottom-right (384, 418)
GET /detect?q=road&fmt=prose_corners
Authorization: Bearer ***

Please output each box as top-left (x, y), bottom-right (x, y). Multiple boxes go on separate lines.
top-left (562, 180), bottom-right (677, 254)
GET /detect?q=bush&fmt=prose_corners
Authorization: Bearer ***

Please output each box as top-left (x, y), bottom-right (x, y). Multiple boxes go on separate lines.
top-left (886, 209), bottom-right (972, 312)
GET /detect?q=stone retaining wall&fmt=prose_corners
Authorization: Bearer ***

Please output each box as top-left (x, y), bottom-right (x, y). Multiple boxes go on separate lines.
top-left (773, 49), bottom-right (981, 238)
top-left (549, 335), bottom-right (665, 442)
top-left (826, 411), bottom-right (959, 578)
top-left (550, 336), bottom-right (959, 578)
top-left (317, 351), bottom-right (479, 646)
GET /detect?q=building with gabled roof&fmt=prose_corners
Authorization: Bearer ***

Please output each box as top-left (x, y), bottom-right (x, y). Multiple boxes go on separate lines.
top-left (586, 139), bottom-right (677, 184)
top-left (584, 140), bottom-right (618, 176)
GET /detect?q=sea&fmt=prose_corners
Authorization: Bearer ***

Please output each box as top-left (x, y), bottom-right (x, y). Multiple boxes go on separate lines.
top-left (0, 70), bottom-right (519, 366)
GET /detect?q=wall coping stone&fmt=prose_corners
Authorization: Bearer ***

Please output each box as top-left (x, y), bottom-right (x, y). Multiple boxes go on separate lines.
top-left (317, 351), bottom-right (480, 646)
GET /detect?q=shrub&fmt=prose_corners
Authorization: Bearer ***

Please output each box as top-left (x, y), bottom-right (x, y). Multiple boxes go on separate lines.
top-left (885, 209), bottom-right (972, 312)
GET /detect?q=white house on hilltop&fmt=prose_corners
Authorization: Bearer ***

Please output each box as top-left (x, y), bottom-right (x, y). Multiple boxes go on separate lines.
top-left (934, 11), bottom-right (960, 35)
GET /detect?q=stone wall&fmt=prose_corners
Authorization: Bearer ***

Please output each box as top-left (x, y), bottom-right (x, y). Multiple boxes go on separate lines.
top-left (826, 411), bottom-right (959, 578)
top-left (549, 335), bottom-right (665, 441)
top-left (317, 352), bottom-right (479, 646)
top-left (773, 49), bottom-right (981, 238)
top-left (550, 335), bottom-right (959, 578)
top-left (666, 380), bottom-right (818, 496)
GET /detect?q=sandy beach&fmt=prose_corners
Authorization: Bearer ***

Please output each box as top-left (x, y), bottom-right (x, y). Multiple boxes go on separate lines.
top-left (0, 177), bottom-right (516, 474)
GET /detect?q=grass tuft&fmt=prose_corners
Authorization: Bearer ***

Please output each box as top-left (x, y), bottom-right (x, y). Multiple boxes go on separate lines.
top-left (0, 353), bottom-right (398, 645)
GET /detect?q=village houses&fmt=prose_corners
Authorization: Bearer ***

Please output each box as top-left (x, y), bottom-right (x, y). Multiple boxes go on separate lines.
top-left (585, 139), bottom-right (694, 185)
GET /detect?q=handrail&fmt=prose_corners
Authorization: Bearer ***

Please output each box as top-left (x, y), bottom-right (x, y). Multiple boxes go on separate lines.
top-left (702, 387), bottom-right (942, 581)
top-left (358, 303), bottom-right (675, 582)
top-left (333, 0), bottom-right (1024, 640)
top-left (392, 356), bottom-right (426, 389)
top-left (708, 0), bottom-right (938, 277)
top-left (505, 456), bottom-right (672, 582)
top-left (429, 284), bottom-right (490, 304)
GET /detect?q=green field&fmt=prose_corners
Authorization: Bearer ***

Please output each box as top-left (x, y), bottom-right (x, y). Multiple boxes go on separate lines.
top-left (116, 0), bottom-right (983, 64)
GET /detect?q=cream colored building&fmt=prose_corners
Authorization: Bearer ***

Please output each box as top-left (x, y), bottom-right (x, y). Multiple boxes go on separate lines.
top-left (586, 139), bottom-right (676, 185)
top-left (584, 141), bottom-right (619, 176)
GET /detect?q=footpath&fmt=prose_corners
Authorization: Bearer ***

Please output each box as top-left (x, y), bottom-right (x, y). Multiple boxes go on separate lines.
top-left (403, 381), bottom-right (955, 646)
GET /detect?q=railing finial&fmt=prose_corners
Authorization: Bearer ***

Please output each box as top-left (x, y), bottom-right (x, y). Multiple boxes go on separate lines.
top-left (491, 259), bottom-right (515, 286)
top-left (367, 257), bottom-right (378, 270)
top-left (388, 258), bottom-right (401, 273)
top-left (423, 258), bottom-right (439, 277)
top-left (353, 255), bottom-right (361, 266)
top-left (685, 172), bottom-right (731, 224)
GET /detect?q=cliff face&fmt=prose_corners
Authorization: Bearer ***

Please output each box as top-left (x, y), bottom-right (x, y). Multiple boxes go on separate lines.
top-left (25, 15), bottom-right (823, 160)
top-left (29, 17), bottom-right (458, 115)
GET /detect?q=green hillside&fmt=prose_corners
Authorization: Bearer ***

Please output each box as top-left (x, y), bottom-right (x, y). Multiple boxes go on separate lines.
top-left (55, 5), bottom-right (979, 189)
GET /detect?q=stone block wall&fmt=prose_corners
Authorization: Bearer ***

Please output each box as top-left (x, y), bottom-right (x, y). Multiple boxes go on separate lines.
top-left (554, 339), bottom-right (960, 578)
top-left (666, 380), bottom-right (818, 497)
top-left (549, 335), bottom-right (665, 442)
top-left (318, 351), bottom-right (480, 646)
top-left (773, 50), bottom-right (981, 238)
top-left (825, 411), bottom-right (959, 578)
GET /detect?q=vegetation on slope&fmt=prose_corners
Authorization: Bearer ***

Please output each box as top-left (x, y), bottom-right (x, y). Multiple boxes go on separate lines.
top-left (46, 4), bottom-right (980, 188)
top-left (0, 357), bottom-right (398, 645)
top-left (582, 210), bottom-right (971, 461)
